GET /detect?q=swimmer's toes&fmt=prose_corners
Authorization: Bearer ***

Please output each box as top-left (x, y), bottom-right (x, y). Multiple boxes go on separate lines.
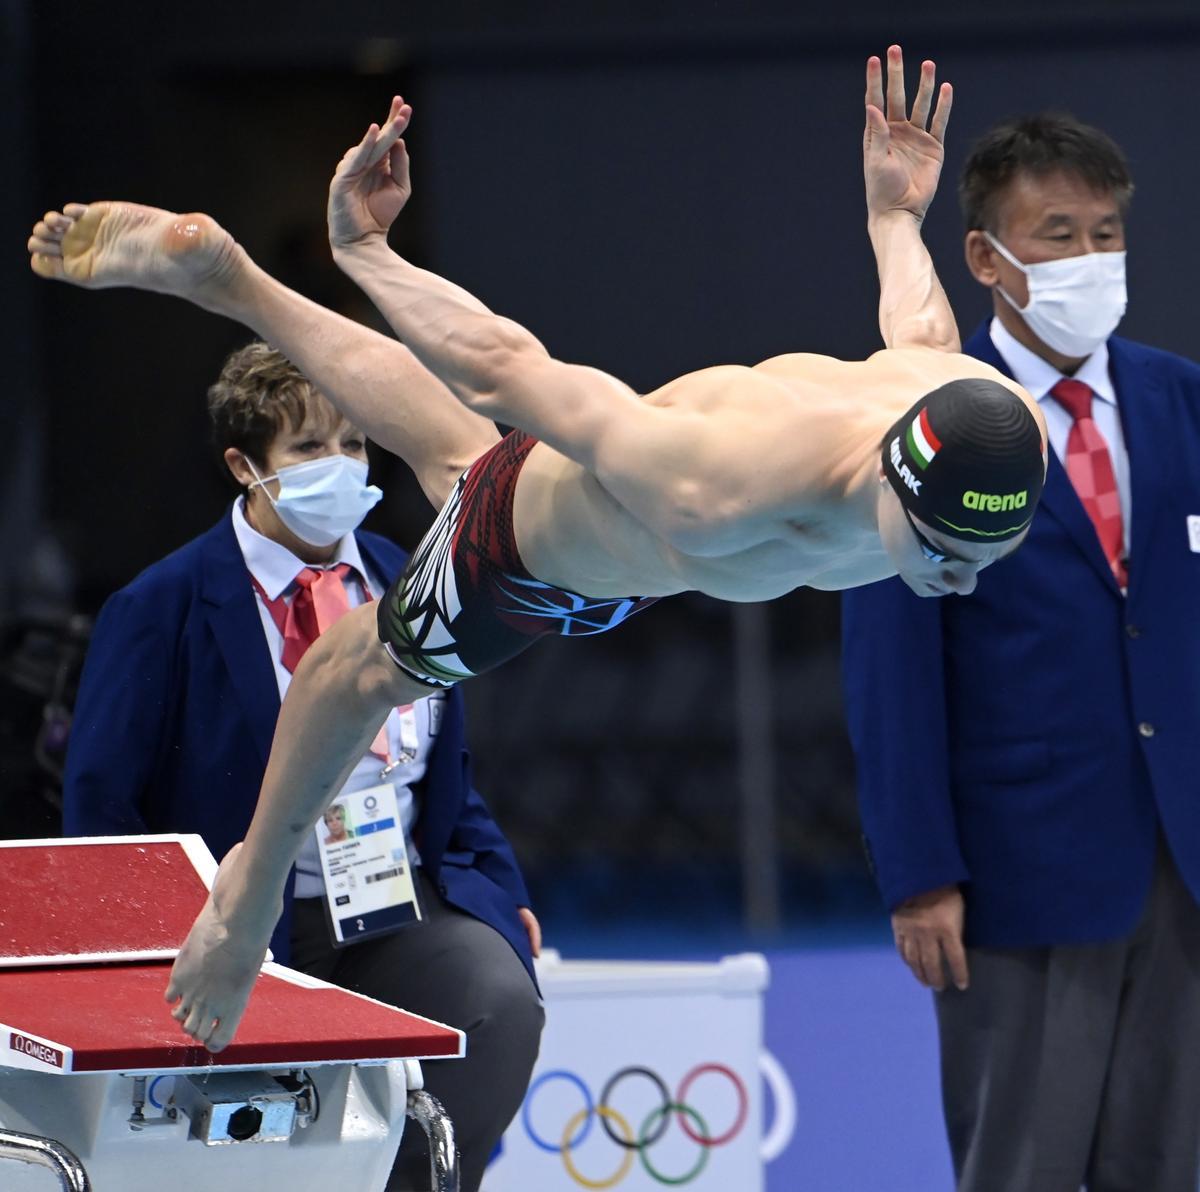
top-left (182, 1003), bottom-right (209, 1039)
top-left (207, 1019), bottom-right (235, 1054)
top-left (30, 254), bottom-right (62, 280)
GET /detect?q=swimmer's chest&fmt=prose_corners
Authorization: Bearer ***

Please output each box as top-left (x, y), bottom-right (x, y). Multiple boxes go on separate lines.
top-left (669, 517), bottom-right (885, 600)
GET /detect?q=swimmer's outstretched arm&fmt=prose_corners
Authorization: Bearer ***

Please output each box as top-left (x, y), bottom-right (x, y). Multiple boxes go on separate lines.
top-left (26, 204), bottom-right (498, 507)
top-left (863, 46), bottom-right (960, 353)
top-left (327, 101), bottom-right (652, 474)
top-left (330, 103), bottom-right (799, 545)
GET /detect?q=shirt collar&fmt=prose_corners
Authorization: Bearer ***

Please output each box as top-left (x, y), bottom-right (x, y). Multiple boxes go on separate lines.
top-left (988, 316), bottom-right (1116, 407)
top-left (231, 498), bottom-right (369, 600)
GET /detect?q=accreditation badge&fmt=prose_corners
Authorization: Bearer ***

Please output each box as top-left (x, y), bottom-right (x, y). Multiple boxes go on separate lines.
top-left (315, 781), bottom-right (423, 946)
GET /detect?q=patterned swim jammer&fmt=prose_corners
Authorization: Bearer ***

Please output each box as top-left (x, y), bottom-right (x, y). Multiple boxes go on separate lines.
top-left (377, 431), bottom-right (659, 688)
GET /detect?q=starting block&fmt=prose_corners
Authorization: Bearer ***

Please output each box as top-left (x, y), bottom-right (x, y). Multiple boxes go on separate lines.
top-left (0, 836), bottom-right (464, 1191)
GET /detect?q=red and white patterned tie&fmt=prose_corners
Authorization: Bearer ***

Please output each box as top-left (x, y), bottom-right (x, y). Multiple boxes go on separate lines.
top-left (1050, 379), bottom-right (1127, 589)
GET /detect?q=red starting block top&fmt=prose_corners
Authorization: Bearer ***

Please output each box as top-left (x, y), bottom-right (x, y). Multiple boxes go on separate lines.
top-left (0, 835), bottom-right (464, 1072)
top-left (0, 836), bottom-right (216, 966)
top-left (0, 962), bottom-right (464, 1074)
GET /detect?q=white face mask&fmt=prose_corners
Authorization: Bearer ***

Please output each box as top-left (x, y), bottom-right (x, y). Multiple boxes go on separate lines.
top-left (247, 454), bottom-right (383, 547)
top-left (985, 232), bottom-right (1127, 359)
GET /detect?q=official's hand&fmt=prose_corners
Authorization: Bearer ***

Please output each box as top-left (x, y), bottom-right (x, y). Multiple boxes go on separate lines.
top-left (863, 46), bottom-right (952, 224)
top-left (328, 96), bottom-right (413, 251)
top-left (518, 906), bottom-right (542, 958)
top-left (891, 884), bottom-right (968, 991)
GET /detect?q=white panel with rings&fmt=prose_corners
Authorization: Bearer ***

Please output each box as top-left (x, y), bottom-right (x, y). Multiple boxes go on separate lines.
top-left (487, 951), bottom-right (796, 1191)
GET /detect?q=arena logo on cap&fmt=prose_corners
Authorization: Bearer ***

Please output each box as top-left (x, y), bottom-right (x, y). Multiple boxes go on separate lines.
top-left (962, 489), bottom-right (1028, 513)
top-left (906, 407), bottom-right (942, 470)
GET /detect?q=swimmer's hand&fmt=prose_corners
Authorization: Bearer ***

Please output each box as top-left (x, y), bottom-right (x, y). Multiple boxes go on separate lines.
top-left (863, 46), bottom-right (952, 225)
top-left (328, 96), bottom-right (414, 251)
top-left (890, 884), bottom-right (969, 992)
top-left (164, 843), bottom-right (276, 1053)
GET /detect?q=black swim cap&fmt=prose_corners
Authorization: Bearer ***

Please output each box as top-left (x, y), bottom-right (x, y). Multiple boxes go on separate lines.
top-left (881, 379), bottom-right (1045, 543)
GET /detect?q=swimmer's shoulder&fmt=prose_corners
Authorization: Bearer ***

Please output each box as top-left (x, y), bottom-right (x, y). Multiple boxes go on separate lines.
top-left (756, 346), bottom-right (1012, 388)
top-left (751, 351), bottom-right (865, 390)
top-left (753, 351), bottom-right (839, 374)
top-left (862, 346), bottom-right (1043, 434)
top-left (642, 361), bottom-right (785, 409)
top-left (868, 345), bottom-right (1029, 392)
top-left (865, 343), bottom-right (999, 373)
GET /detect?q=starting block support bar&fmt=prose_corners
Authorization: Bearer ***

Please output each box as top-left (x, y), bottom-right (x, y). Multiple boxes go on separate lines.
top-left (405, 1090), bottom-right (459, 1192)
top-left (0, 1129), bottom-right (90, 1191)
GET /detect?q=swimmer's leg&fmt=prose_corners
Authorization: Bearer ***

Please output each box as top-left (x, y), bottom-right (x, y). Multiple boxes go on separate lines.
top-left (27, 202), bottom-right (497, 506)
top-left (165, 602), bottom-right (440, 1051)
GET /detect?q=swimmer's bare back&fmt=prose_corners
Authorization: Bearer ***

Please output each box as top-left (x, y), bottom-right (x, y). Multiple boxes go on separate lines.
top-left (329, 49), bottom-right (1036, 605)
top-left (509, 346), bottom-right (1033, 601)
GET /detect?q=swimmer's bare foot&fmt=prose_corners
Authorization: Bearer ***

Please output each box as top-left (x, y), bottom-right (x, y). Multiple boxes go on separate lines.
top-left (27, 201), bottom-right (241, 302)
top-left (165, 843), bottom-right (278, 1053)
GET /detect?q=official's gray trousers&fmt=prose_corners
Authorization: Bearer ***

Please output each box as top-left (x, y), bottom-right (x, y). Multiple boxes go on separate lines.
top-left (936, 845), bottom-right (1200, 1192)
top-left (291, 870), bottom-right (544, 1192)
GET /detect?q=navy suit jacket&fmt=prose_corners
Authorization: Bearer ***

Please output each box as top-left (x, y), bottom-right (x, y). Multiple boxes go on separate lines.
top-left (841, 325), bottom-right (1200, 947)
top-left (63, 510), bottom-right (535, 978)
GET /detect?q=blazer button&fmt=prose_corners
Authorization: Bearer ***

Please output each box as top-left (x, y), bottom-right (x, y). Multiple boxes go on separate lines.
top-left (1126, 624), bottom-right (1142, 639)
top-left (1138, 722), bottom-right (1156, 738)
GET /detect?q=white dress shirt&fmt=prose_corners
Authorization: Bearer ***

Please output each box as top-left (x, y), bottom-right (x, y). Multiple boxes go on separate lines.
top-left (231, 498), bottom-right (438, 897)
top-left (989, 317), bottom-right (1131, 551)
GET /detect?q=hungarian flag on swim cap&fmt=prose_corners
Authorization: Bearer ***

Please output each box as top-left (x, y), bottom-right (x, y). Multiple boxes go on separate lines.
top-left (882, 379), bottom-right (1045, 542)
top-left (906, 407), bottom-right (942, 469)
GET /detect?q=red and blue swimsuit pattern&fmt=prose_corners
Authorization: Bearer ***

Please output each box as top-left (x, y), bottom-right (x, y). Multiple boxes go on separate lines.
top-left (377, 431), bottom-right (659, 688)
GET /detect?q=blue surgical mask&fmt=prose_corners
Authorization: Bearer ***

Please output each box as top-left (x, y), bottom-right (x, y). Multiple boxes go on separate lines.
top-left (247, 455), bottom-right (382, 547)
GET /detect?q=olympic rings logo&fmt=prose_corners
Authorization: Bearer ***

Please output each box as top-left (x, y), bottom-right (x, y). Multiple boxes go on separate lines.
top-left (520, 1063), bottom-right (749, 1188)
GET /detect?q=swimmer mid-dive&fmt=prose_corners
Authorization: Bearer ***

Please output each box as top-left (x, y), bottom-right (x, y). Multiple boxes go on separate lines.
top-left (28, 46), bottom-right (1046, 1051)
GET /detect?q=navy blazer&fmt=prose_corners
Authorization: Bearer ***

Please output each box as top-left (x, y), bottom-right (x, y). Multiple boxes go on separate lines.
top-left (841, 325), bottom-right (1200, 947)
top-left (63, 510), bottom-right (535, 978)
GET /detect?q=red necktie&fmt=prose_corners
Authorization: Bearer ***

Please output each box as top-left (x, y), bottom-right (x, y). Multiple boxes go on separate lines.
top-left (280, 564), bottom-right (354, 673)
top-left (253, 564), bottom-right (392, 759)
top-left (1050, 379), bottom-right (1128, 588)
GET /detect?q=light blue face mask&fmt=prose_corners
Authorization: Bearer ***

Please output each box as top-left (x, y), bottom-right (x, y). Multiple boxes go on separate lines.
top-left (248, 454), bottom-right (383, 547)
